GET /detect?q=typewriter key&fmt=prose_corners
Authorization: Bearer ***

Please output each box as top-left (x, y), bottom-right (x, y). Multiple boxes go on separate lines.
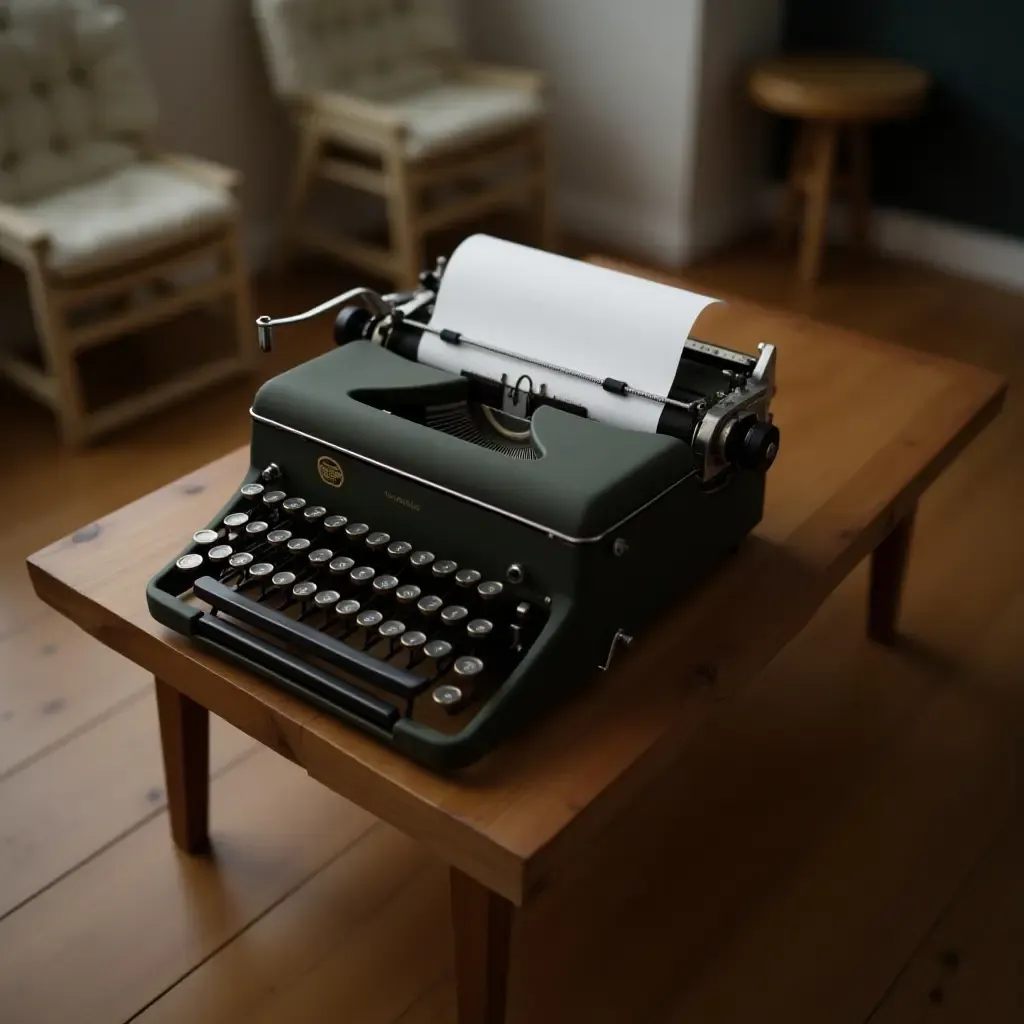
top-left (455, 569), bottom-right (481, 588)
top-left (410, 550), bottom-right (435, 568)
top-left (282, 497), bottom-right (306, 513)
top-left (192, 529), bottom-right (219, 546)
top-left (240, 483), bottom-right (264, 499)
top-left (417, 594), bottom-right (443, 616)
top-left (249, 562), bottom-right (275, 578)
top-left (314, 589), bottom-right (341, 607)
top-left (432, 559), bottom-right (458, 580)
top-left (267, 529), bottom-right (292, 546)
top-left (477, 580), bottom-right (503, 600)
top-left (379, 619), bottom-right (405, 638)
top-left (271, 571), bottom-right (296, 588)
top-left (208, 544), bottom-right (233, 562)
top-left (286, 537), bottom-right (311, 552)
top-left (432, 683), bottom-right (463, 707)
top-left (440, 605), bottom-right (468, 624)
top-left (366, 531), bottom-right (391, 551)
top-left (328, 555), bottom-right (355, 574)
top-left (424, 639), bottom-right (453, 661)
top-left (349, 565), bottom-right (375, 584)
top-left (356, 609), bottom-right (383, 629)
top-left (372, 574), bottom-right (399, 593)
top-left (335, 598), bottom-right (361, 621)
top-left (308, 547), bottom-right (334, 565)
top-left (246, 520), bottom-right (269, 535)
top-left (324, 515), bottom-right (348, 532)
top-left (454, 656), bottom-right (484, 678)
top-left (223, 512), bottom-right (249, 528)
top-left (292, 581), bottom-right (317, 599)
top-left (396, 584), bottom-right (421, 604)
top-left (303, 506), bottom-right (327, 522)
top-left (401, 630), bottom-right (427, 650)
top-left (387, 540), bottom-right (412, 559)
top-left (262, 490), bottom-right (286, 507)
top-left (176, 553), bottom-right (203, 571)
top-left (466, 618), bottom-right (493, 638)
top-left (345, 522), bottom-right (369, 539)
top-left (228, 551), bottom-right (254, 568)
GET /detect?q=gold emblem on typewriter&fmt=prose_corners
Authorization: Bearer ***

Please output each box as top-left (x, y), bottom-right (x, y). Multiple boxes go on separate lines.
top-left (317, 456), bottom-right (344, 488)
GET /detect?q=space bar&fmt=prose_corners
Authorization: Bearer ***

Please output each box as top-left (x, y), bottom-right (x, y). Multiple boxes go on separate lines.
top-left (192, 576), bottom-right (428, 698)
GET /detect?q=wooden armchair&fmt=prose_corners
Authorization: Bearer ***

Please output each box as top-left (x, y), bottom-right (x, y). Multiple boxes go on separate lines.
top-left (0, 2), bottom-right (255, 445)
top-left (252, 0), bottom-right (556, 289)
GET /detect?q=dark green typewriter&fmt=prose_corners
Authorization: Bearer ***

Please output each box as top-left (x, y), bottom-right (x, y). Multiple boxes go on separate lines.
top-left (147, 236), bottom-right (779, 771)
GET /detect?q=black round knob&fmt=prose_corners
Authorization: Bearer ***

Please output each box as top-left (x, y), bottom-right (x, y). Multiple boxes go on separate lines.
top-left (333, 305), bottom-right (373, 346)
top-left (729, 417), bottom-right (780, 472)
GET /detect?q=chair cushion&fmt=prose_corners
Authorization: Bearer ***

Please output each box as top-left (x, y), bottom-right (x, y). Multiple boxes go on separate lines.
top-left (16, 162), bottom-right (235, 274)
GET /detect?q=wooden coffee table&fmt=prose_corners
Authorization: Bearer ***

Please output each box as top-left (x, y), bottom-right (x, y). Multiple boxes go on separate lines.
top-left (27, 259), bottom-right (1005, 1024)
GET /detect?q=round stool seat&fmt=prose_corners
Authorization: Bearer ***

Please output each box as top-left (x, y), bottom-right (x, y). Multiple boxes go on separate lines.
top-left (750, 56), bottom-right (930, 121)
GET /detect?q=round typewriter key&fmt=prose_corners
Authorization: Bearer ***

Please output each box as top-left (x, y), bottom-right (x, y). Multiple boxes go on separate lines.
top-left (223, 512), bottom-right (249, 528)
top-left (228, 551), bottom-right (254, 568)
top-left (366, 531), bottom-right (391, 550)
top-left (455, 568), bottom-right (481, 588)
top-left (432, 684), bottom-right (463, 707)
top-left (267, 529), bottom-right (292, 545)
top-left (401, 630), bottom-right (427, 650)
top-left (335, 598), bottom-right (361, 620)
top-left (432, 559), bottom-right (458, 579)
top-left (314, 589), bottom-right (341, 607)
top-left (372, 574), bottom-right (399, 593)
top-left (192, 529), bottom-right (219, 546)
top-left (441, 605), bottom-right (469, 624)
top-left (176, 553), bottom-right (203, 571)
top-left (286, 537), bottom-right (311, 552)
top-left (249, 562), bottom-right (275, 578)
top-left (282, 496), bottom-right (306, 513)
top-left (477, 580), bottom-right (503, 600)
top-left (246, 520), bottom-right (269, 535)
top-left (467, 618), bottom-right (493, 638)
top-left (329, 555), bottom-right (355, 575)
top-left (396, 584), bottom-right (421, 604)
top-left (387, 540), bottom-right (413, 559)
top-left (379, 619), bottom-right (405, 638)
top-left (208, 544), bottom-right (233, 562)
top-left (303, 505), bottom-right (327, 522)
top-left (271, 571), bottom-right (296, 588)
top-left (356, 609), bottom-right (383, 629)
top-left (262, 490), bottom-right (286, 507)
top-left (240, 483), bottom-right (264, 499)
top-left (417, 594), bottom-right (444, 616)
top-left (454, 656), bottom-right (484, 679)
top-left (345, 522), bottom-right (369, 539)
top-left (308, 547), bottom-right (334, 565)
top-left (424, 639), bottom-right (452, 661)
top-left (349, 565), bottom-right (375, 584)
top-left (410, 550), bottom-right (435, 568)
top-left (323, 515), bottom-right (348, 532)
top-left (292, 580), bottom-right (317, 599)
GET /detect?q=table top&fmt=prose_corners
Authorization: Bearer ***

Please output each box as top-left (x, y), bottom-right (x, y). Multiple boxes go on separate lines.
top-left (27, 258), bottom-right (1005, 907)
top-left (749, 56), bottom-right (930, 120)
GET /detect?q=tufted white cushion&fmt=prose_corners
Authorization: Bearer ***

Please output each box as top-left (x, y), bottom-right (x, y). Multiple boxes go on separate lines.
top-left (16, 162), bottom-right (235, 274)
top-left (0, 2), bottom-right (158, 203)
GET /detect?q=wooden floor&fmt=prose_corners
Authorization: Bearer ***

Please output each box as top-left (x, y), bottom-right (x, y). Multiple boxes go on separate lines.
top-left (1, 235), bottom-right (1022, 1023)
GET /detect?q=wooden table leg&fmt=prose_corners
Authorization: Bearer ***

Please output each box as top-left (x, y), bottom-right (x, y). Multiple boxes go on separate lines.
top-left (868, 509), bottom-right (916, 644)
top-left (798, 120), bottom-right (838, 285)
top-left (450, 867), bottom-right (515, 1024)
top-left (154, 677), bottom-right (210, 854)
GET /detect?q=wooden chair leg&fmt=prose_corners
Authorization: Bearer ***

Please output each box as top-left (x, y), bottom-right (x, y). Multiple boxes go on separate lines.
top-left (155, 677), bottom-right (210, 854)
top-left (450, 867), bottom-right (514, 1024)
top-left (224, 221), bottom-right (258, 371)
top-left (848, 122), bottom-right (871, 249)
top-left (868, 508), bottom-right (916, 644)
top-left (778, 120), bottom-right (813, 248)
top-left (385, 148), bottom-right (423, 291)
top-left (534, 120), bottom-right (558, 252)
top-left (798, 120), bottom-right (838, 285)
top-left (276, 119), bottom-right (322, 277)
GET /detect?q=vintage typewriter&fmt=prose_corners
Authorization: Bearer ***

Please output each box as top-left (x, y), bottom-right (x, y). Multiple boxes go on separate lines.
top-left (148, 236), bottom-right (779, 771)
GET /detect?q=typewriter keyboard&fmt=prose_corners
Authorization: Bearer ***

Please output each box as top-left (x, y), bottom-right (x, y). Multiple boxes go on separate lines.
top-left (163, 481), bottom-right (548, 731)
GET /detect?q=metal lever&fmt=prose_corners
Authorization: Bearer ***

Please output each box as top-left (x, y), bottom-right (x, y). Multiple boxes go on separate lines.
top-left (255, 286), bottom-right (390, 353)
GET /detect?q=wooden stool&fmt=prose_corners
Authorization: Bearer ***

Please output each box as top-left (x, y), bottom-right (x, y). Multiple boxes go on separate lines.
top-left (749, 56), bottom-right (930, 284)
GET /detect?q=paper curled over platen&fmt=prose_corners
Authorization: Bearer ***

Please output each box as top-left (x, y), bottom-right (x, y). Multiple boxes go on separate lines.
top-left (420, 234), bottom-right (721, 434)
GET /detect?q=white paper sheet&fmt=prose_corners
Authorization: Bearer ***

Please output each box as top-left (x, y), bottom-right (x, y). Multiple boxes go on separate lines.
top-left (419, 234), bottom-right (721, 433)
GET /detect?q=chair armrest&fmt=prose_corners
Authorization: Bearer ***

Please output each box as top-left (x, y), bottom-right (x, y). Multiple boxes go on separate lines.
top-left (451, 61), bottom-right (547, 97)
top-left (151, 152), bottom-right (242, 194)
top-left (0, 202), bottom-right (49, 261)
top-left (301, 91), bottom-right (406, 143)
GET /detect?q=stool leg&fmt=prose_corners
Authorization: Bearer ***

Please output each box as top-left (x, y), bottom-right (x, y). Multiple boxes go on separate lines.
top-left (849, 122), bottom-right (871, 249)
top-left (799, 121), bottom-right (837, 285)
top-left (778, 121), bottom-right (812, 248)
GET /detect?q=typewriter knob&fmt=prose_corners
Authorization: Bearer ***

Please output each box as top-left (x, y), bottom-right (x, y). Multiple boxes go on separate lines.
top-left (333, 305), bottom-right (373, 346)
top-left (728, 417), bottom-right (780, 472)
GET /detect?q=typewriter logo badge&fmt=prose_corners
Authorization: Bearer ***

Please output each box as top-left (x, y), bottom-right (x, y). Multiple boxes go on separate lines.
top-left (317, 456), bottom-right (344, 488)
